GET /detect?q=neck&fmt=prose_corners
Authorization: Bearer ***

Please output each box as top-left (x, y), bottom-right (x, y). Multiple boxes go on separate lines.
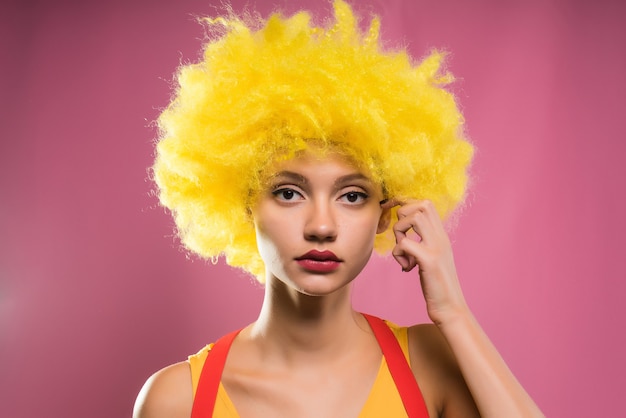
top-left (249, 277), bottom-right (367, 362)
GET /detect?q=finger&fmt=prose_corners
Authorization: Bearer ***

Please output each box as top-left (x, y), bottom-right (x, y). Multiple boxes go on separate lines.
top-left (392, 217), bottom-right (422, 244)
top-left (380, 198), bottom-right (419, 244)
top-left (391, 245), bottom-right (410, 270)
top-left (396, 199), bottom-right (435, 219)
top-left (384, 199), bottom-right (442, 247)
top-left (396, 202), bottom-right (443, 244)
top-left (392, 238), bottom-right (421, 272)
top-left (391, 245), bottom-right (417, 272)
top-left (380, 197), bottom-right (404, 210)
top-left (393, 209), bottom-right (434, 245)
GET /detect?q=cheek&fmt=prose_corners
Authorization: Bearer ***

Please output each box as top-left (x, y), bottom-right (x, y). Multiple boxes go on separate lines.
top-left (254, 224), bottom-right (277, 267)
top-left (254, 210), bottom-right (286, 240)
top-left (342, 213), bottom-right (380, 248)
top-left (254, 212), bottom-right (292, 260)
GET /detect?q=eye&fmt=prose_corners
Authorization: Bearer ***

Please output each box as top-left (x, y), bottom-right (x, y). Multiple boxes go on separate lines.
top-left (339, 191), bottom-right (368, 204)
top-left (272, 187), bottom-right (304, 201)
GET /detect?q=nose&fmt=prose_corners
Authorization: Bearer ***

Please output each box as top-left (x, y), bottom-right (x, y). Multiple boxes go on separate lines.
top-left (303, 200), bottom-right (337, 242)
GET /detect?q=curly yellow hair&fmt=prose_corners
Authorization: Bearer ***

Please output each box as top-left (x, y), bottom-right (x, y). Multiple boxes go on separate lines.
top-left (153, 0), bottom-right (473, 282)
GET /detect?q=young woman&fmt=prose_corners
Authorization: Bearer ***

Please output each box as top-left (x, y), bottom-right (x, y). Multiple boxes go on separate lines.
top-left (134, 1), bottom-right (544, 416)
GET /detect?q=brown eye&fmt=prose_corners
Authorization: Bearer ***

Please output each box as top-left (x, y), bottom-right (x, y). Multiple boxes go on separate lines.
top-left (272, 188), bottom-right (302, 201)
top-left (340, 191), bottom-right (368, 204)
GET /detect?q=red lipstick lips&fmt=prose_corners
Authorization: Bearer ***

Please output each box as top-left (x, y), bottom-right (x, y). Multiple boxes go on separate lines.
top-left (295, 250), bottom-right (341, 273)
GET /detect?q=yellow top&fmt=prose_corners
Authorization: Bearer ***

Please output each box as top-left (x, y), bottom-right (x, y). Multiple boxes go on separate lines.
top-left (188, 322), bottom-right (410, 417)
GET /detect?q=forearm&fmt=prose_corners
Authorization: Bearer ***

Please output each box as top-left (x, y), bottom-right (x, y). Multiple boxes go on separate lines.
top-left (438, 309), bottom-right (544, 418)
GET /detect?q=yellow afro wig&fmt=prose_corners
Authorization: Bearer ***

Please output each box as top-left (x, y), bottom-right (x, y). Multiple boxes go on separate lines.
top-left (153, 0), bottom-right (474, 282)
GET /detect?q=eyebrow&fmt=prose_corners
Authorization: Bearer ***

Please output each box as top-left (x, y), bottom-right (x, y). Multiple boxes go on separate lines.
top-left (334, 173), bottom-right (373, 186)
top-left (271, 171), bottom-right (373, 186)
top-left (271, 171), bottom-right (308, 184)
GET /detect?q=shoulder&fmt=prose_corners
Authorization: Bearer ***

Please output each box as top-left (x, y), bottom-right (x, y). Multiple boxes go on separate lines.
top-left (407, 324), bottom-right (479, 417)
top-left (132, 361), bottom-right (193, 418)
top-left (407, 323), bottom-right (456, 367)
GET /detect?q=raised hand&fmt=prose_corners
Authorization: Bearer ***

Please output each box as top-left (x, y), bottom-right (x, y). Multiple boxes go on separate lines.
top-left (382, 198), bottom-right (469, 326)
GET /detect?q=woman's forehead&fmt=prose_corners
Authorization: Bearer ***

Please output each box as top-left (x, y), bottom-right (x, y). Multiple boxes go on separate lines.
top-left (270, 151), bottom-right (372, 179)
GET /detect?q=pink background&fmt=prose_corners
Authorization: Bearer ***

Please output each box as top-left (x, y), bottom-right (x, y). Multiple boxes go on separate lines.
top-left (1, 0), bottom-right (625, 416)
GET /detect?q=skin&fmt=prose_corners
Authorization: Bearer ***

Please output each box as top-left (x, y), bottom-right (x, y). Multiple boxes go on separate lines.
top-left (134, 152), bottom-right (544, 418)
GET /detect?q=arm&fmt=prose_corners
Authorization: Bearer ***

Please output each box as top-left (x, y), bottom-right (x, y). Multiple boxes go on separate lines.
top-left (133, 362), bottom-right (193, 418)
top-left (384, 199), bottom-right (544, 418)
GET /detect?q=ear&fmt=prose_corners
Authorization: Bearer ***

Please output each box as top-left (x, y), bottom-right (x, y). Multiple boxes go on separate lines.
top-left (376, 205), bottom-right (392, 234)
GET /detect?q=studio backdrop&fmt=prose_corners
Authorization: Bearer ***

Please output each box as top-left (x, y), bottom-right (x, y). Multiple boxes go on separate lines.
top-left (1, 0), bottom-right (625, 417)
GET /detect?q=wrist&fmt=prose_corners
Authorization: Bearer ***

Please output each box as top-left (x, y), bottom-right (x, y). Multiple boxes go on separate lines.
top-left (429, 302), bottom-right (474, 331)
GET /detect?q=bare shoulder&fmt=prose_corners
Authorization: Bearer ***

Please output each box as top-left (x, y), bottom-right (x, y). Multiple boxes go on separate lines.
top-left (408, 323), bottom-right (458, 370)
top-left (407, 324), bottom-right (479, 417)
top-left (132, 361), bottom-right (193, 418)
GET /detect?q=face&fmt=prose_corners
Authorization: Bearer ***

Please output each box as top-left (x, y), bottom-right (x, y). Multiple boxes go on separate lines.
top-left (252, 152), bottom-right (389, 296)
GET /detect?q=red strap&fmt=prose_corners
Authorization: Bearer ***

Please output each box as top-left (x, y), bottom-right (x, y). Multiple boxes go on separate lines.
top-left (191, 329), bottom-right (241, 418)
top-left (192, 316), bottom-right (428, 418)
top-left (363, 313), bottom-right (430, 418)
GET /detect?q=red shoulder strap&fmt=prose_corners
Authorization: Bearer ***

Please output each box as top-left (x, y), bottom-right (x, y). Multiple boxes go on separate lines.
top-left (191, 316), bottom-right (428, 418)
top-left (191, 329), bottom-right (241, 418)
top-left (363, 313), bottom-right (430, 418)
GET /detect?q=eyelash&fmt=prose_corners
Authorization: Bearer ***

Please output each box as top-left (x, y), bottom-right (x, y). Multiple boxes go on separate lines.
top-left (339, 191), bottom-right (369, 204)
top-left (272, 187), bottom-right (303, 201)
top-left (271, 187), bottom-right (369, 204)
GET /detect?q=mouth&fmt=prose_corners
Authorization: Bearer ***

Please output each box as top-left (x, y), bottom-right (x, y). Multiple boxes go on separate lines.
top-left (296, 250), bottom-right (341, 262)
top-left (295, 250), bottom-right (342, 273)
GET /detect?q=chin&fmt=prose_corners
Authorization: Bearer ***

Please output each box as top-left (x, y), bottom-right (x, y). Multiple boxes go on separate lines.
top-left (282, 273), bottom-right (353, 298)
